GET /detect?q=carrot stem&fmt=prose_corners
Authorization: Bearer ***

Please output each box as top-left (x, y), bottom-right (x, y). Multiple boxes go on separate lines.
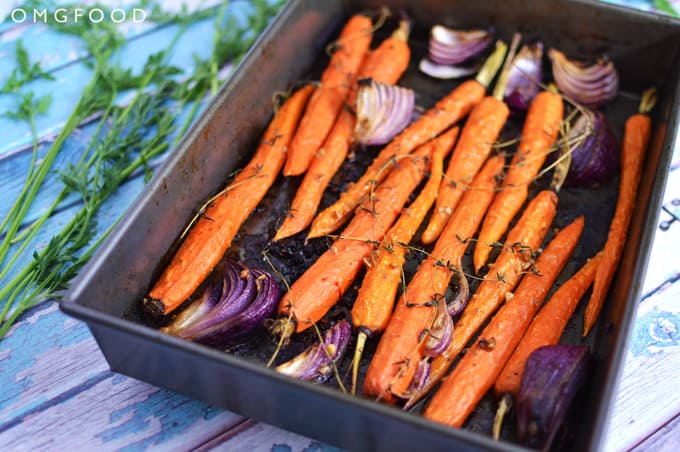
top-left (352, 330), bottom-right (368, 395)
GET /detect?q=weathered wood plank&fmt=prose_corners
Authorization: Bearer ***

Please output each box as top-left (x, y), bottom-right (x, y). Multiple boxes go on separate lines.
top-left (0, 0), bottom-right (248, 156)
top-left (0, 303), bottom-right (108, 423)
top-left (0, 94), bottom-right (207, 234)
top-left (214, 421), bottom-right (343, 452)
top-left (603, 280), bottom-right (680, 451)
top-left (0, 372), bottom-right (244, 450)
top-left (632, 413), bottom-right (680, 451)
top-left (640, 147), bottom-right (680, 297)
top-left (0, 0), bottom-right (227, 84)
top-left (0, 302), bottom-right (244, 450)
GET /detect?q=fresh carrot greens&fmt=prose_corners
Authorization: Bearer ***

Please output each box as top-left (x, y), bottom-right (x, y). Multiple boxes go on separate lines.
top-left (0, 0), bottom-right (285, 340)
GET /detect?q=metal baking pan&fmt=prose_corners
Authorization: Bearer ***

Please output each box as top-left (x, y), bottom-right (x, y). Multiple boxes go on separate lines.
top-left (61, 0), bottom-right (680, 450)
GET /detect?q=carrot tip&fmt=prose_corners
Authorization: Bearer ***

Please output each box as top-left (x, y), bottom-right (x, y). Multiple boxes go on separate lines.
top-left (143, 297), bottom-right (166, 316)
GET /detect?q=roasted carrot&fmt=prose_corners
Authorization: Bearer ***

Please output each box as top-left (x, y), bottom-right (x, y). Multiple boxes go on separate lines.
top-left (421, 97), bottom-right (510, 244)
top-left (423, 216), bottom-right (583, 426)
top-left (350, 126), bottom-right (456, 394)
top-left (473, 90), bottom-right (564, 271)
top-left (146, 85), bottom-right (315, 315)
top-left (421, 34), bottom-right (522, 245)
top-left (495, 252), bottom-right (602, 397)
top-left (584, 88), bottom-right (656, 336)
top-left (401, 190), bottom-right (558, 403)
top-left (274, 20), bottom-right (412, 241)
top-left (362, 155), bottom-right (505, 400)
top-left (274, 131), bottom-right (456, 338)
top-left (307, 41), bottom-right (509, 239)
top-left (283, 15), bottom-right (373, 176)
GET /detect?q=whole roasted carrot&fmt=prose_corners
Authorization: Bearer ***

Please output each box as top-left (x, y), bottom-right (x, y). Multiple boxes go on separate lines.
top-left (423, 216), bottom-right (583, 426)
top-left (274, 20), bottom-right (412, 241)
top-left (283, 15), bottom-right (373, 176)
top-left (273, 132), bottom-right (456, 338)
top-left (473, 90), bottom-right (564, 271)
top-left (146, 85), bottom-right (314, 315)
top-left (421, 34), bottom-right (522, 245)
top-left (402, 190), bottom-right (558, 403)
top-left (362, 155), bottom-right (505, 400)
top-left (583, 88), bottom-right (656, 336)
top-left (350, 127), bottom-right (456, 394)
top-left (307, 41), bottom-right (509, 239)
top-left (495, 252), bottom-right (602, 397)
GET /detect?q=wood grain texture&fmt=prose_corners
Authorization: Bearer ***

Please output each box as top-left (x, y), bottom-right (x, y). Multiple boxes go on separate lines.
top-left (632, 413), bottom-right (680, 452)
top-left (604, 281), bottom-right (680, 451)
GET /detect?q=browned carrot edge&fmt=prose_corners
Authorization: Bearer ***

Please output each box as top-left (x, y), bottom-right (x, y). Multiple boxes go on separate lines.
top-left (349, 127), bottom-right (455, 394)
top-left (472, 90), bottom-right (564, 271)
top-left (362, 155), bottom-right (505, 401)
top-left (307, 41), bottom-right (508, 239)
top-left (495, 252), bottom-right (602, 397)
top-left (145, 85), bottom-right (314, 315)
top-left (283, 15), bottom-right (373, 176)
top-left (583, 88), bottom-right (656, 335)
top-left (274, 20), bottom-right (412, 241)
top-left (423, 216), bottom-right (583, 426)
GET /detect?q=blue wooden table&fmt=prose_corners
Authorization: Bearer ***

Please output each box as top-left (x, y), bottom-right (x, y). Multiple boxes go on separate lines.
top-left (1, 1), bottom-right (679, 450)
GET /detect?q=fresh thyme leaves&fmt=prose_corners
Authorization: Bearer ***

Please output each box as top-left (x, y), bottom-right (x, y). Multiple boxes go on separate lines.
top-left (0, 0), bottom-right (283, 339)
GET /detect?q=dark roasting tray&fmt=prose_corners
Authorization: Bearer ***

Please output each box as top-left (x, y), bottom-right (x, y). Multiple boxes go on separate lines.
top-left (62, 0), bottom-right (680, 450)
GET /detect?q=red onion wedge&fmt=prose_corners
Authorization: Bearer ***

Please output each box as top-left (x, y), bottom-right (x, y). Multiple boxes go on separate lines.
top-left (275, 320), bottom-right (351, 383)
top-left (422, 296), bottom-right (454, 358)
top-left (549, 48), bottom-right (619, 108)
top-left (516, 345), bottom-right (590, 450)
top-left (564, 109), bottom-right (619, 187)
top-left (418, 59), bottom-right (478, 80)
top-left (162, 260), bottom-right (280, 348)
top-left (429, 25), bottom-right (492, 65)
top-left (399, 360), bottom-right (431, 401)
top-left (354, 78), bottom-right (415, 146)
top-left (504, 42), bottom-right (544, 110)
top-left (447, 265), bottom-right (470, 317)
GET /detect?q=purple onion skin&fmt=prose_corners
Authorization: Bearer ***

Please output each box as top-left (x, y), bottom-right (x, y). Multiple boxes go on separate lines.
top-left (354, 79), bottom-right (415, 146)
top-left (429, 26), bottom-right (492, 65)
top-left (163, 260), bottom-right (281, 348)
top-left (504, 42), bottom-right (544, 110)
top-left (447, 268), bottom-right (470, 317)
top-left (566, 110), bottom-right (619, 187)
top-left (423, 301), bottom-right (454, 358)
top-left (161, 275), bottom-right (224, 335)
top-left (400, 360), bottom-right (431, 401)
top-left (516, 345), bottom-right (590, 450)
top-left (275, 320), bottom-right (351, 383)
top-left (185, 270), bottom-right (280, 348)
